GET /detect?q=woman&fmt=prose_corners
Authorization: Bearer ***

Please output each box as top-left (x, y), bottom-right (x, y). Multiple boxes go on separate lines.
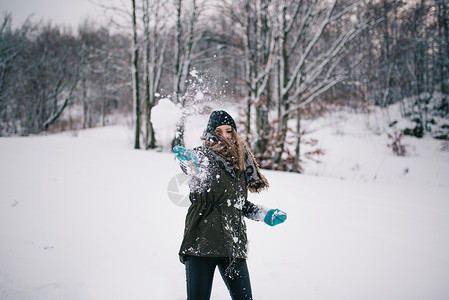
top-left (174, 110), bottom-right (287, 300)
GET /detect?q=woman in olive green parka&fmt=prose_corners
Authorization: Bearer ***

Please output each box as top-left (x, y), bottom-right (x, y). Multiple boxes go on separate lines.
top-left (175, 110), bottom-right (287, 300)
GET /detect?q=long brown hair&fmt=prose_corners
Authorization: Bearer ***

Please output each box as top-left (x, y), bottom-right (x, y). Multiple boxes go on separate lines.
top-left (204, 127), bottom-right (247, 170)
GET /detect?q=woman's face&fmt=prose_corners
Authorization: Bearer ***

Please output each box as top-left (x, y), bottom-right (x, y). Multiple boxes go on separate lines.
top-left (215, 125), bottom-right (233, 140)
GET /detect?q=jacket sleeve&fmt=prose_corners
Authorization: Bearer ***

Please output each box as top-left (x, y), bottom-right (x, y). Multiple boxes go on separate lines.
top-left (180, 163), bottom-right (189, 174)
top-left (242, 200), bottom-right (268, 222)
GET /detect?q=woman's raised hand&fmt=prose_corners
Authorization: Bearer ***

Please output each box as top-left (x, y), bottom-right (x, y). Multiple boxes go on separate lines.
top-left (174, 145), bottom-right (199, 174)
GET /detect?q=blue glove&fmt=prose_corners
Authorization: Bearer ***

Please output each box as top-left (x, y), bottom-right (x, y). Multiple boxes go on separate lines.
top-left (173, 145), bottom-right (199, 174)
top-left (264, 209), bottom-right (287, 226)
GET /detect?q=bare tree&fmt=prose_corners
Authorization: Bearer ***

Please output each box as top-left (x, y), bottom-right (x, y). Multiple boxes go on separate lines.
top-left (0, 14), bottom-right (21, 134)
top-left (142, 0), bottom-right (167, 149)
top-left (273, 0), bottom-right (367, 171)
top-left (213, 0), bottom-right (367, 171)
top-left (16, 24), bottom-right (81, 134)
top-left (435, 0), bottom-right (449, 113)
top-left (131, 0), bottom-right (141, 149)
top-left (173, 0), bottom-right (202, 147)
top-left (241, 0), bottom-right (277, 149)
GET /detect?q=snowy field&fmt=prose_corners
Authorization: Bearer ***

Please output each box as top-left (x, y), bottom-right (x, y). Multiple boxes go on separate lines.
top-left (1, 108), bottom-right (449, 300)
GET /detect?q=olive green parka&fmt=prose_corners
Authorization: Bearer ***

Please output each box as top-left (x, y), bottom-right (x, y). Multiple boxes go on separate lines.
top-left (179, 146), bottom-right (265, 263)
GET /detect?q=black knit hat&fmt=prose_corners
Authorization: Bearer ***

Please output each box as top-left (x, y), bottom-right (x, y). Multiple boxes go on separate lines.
top-left (205, 110), bottom-right (237, 133)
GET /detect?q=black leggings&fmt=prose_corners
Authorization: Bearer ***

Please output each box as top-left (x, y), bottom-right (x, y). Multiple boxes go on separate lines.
top-left (185, 256), bottom-right (253, 300)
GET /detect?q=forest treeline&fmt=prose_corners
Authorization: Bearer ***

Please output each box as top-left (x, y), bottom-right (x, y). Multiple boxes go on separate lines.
top-left (1, 0), bottom-right (448, 171)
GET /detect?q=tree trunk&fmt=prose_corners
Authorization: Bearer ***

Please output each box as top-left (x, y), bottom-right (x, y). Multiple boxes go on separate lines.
top-left (172, 0), bottom-right (198, 147)
top-left (82, 76), bottom-right (88, 129)
top-left (254, 0), bottom-right (272, 155)
top-left (174, 0), bottom-right (183, 105)
top-left (292, 105), bottom-right (301, 172)
top-left (173, 113), bottom-right (186, 147)
top-left (436, 0), bottom-right (449, 108)
top-left (131, 0), bottom-right (141, 149)
top-left (274, 2), bottom-right (289, 165)
top-left (142, 0), bottom-right (152, 149)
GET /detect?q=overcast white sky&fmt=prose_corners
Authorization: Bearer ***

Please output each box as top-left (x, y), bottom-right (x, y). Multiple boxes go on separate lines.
top-left (0, 0), bottom-right (126, 29)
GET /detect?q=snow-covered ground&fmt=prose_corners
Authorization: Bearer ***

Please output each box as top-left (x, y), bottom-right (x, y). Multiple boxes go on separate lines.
top-left (1, 107), bottom-right (449, 300)
top-left (302, 107), bottom-right (449, 187)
